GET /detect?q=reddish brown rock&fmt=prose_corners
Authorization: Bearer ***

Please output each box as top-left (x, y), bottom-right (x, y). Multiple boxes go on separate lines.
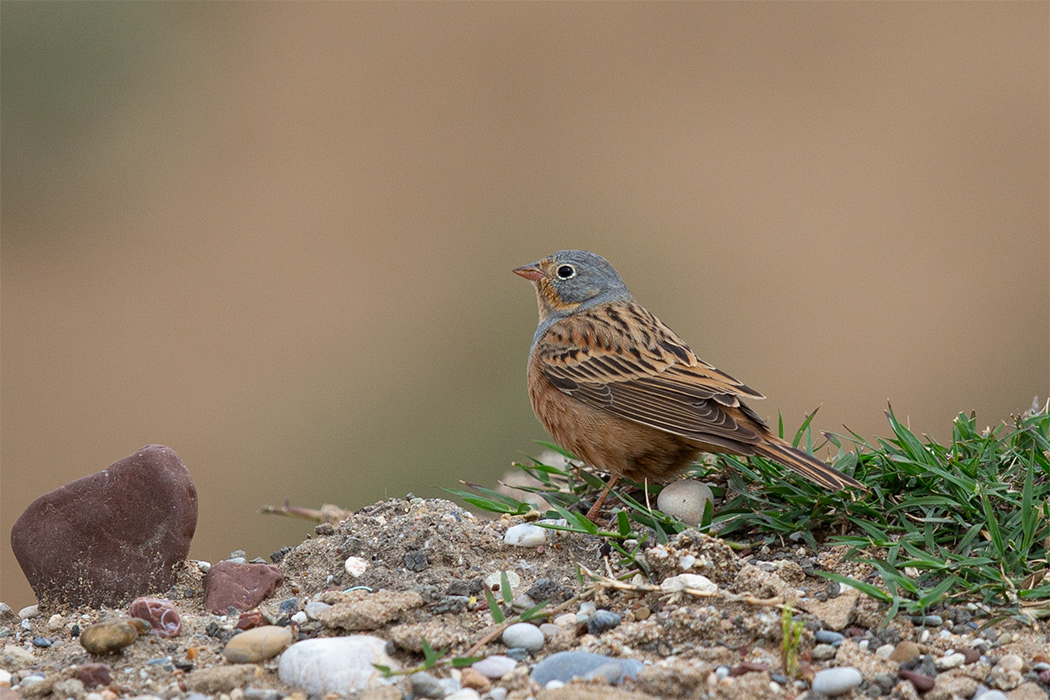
top-left (76, 662), bottom-right (112, 689)
top-left (10, 445), bottom-right (197, 607)
top-left (204, 561), bottom-right (284, 614)
top-left (129, 597), bottom-right (181, 637)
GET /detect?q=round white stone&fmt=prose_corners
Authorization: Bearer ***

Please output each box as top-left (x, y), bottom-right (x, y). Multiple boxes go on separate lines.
top-left (501, 622), bottom-right (544, 651)
top-left (503, 524), bottom-right (547, 547)
top-left (278, 636), bottom-right (401, 695)
top-left (660, 573), bottom-right (717, 593)
top-left (811, 667), bottom-right (863, 696)
top-left (657, 480), bottom-right (714, 526)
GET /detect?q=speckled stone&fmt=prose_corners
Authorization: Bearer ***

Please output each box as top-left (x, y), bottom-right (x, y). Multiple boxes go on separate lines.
top-left (79, 620), bottom-right (142, 655)
top-left (10, 445), bottom-right (197, 607)
top-left (278, 636), bottom-right (403, 695)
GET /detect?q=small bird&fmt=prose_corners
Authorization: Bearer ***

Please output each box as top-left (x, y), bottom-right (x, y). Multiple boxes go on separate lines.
top-left (514, 250), bottom-right (864, 520)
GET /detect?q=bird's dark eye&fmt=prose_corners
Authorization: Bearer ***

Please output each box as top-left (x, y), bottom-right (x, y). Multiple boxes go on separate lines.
top-left (556, 265), bottom-right (576, 279)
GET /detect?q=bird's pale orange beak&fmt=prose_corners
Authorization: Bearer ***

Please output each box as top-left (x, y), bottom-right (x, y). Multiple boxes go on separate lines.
top-left (513, 263), bottom-right (545, 281)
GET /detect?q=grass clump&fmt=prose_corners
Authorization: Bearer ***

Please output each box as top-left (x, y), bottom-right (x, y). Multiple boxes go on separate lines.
top-left (452, 401), bottom-right (1050, 624)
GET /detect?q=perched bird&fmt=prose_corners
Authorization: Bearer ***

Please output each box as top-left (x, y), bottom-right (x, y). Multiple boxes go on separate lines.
top-left (514, 249), bottom-right (864, 520)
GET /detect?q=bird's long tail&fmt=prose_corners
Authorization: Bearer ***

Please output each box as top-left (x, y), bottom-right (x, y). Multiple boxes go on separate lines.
top-left (753, 437), bottom-right (865, 491)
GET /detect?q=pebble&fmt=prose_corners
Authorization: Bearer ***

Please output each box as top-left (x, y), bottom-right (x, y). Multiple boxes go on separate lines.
top-left (277, 636), bottom-right (401, 695)
top-left (278, 598), bottom-right (298, 615)
top-left (811, 667), bottom-right (863, 696)
top-left (18, 605), bottom-right (40, 620)
top-left (875, 643), bottom-right (895, 660)
top-left (815, 630), bottom-right (845, 645)
top-left (75, 664), bottom-right (111, 690)
top-left (46, 614), bottom-right (63, 630)
top-left (996, 654), bottom-right (1023, 672)
top-left (304, 601), bottom-right (331, 620)
top-left (483, 570), bottom-right (520, 593)
top-left (344, 557), bottom-right (368, 578)
top-left (889, 640), bottom-right (921, 663)
top-left (659, 573), bottom-right (717, 593)
top-left (291, 611), bottom-right (308, 625)
top-left (872, 673), bottom-right (896, 692)
top-left (410, 671), bottom-right (444, 699)
top-left (553, 613), bottom-right (577, 628)
top-left (223, 625), bottom-right (293, 663)
top-left (472, 655), bottom-right (516, 679)
top-left (31, 637), bottom-right (51, 648)
top-left (531, 651), bottom-right (644, 686)
top-left (715, 666), bottom-right (730, 681)
top-left (502, 623), bottom-right (544, 651)
top-left (899, 670), bottom-right (936, 691)
top-left (0, 670), bottom-right (9, 687)
top-left (128, 597), bottom-right (181, 637)
top-left (586, 610), bottom-right (621, 635)
top-left (80, 620), bottom-right (142, 654)
top-left (959, 647), bottom-right (982, 664)
top-left (505, 647), bottom-right (529, 661)
top-left (974, 692), bottom-right (1008, 700)
top-left (584, 663), bottom-right (631, 684)
top-left (203, 561), bottom-right (284, 614)
top-left (459, 668), bottom-right (490, 691)
top-left (444, 690), bottom-right (481, 700)
top-left (910, 614), bottom-right (943, 627)
top-left (934, 652), bottom-right (966, 670)
top-left (503, 523), bottom-right (547, 547)
top-left (489, 688), bottom-right (507, 700)
top-left (656, 480), bottom-right (714, 525)
top-left (812, 644), bottom-right (838, 661)
top-left (576, 602), bottom-right (596, 624)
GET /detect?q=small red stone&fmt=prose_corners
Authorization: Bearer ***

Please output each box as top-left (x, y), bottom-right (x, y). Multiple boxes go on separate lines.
top-left (203, 561), bottom-right (284, 614)
top-left (899, 669), bottom-right (935, 692)
top-left (129, 597), bottom-right (181, 637)
top-left (76, 662), bottom-right (112, 689)
top-left (729, 661), bottom-right (769, 676)
top-left (235, 610), bottom-right (267, 630)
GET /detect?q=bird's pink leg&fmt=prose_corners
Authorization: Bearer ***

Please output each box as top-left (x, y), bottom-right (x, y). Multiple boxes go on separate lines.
top-left (585, 473), bottom-right (620, 521)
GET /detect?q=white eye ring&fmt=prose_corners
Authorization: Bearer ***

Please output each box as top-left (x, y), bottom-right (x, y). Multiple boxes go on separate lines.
top-left (556, 264), bottom-right (576, 279)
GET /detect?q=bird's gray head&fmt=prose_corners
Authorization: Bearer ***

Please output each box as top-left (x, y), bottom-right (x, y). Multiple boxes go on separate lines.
top-left (513, 250), bottom-right (633, 332)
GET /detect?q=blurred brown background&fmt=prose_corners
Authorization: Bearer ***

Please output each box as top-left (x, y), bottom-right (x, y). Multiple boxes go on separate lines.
top-left (2, 3), bottom-right (1047, 610)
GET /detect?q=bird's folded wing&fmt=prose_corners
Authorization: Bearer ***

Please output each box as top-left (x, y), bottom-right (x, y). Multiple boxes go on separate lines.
top-left (537, 304), bottom-right (770, 445)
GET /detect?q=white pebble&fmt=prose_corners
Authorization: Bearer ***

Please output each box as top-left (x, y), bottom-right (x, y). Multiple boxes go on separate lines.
top-left (544, 680), bottom-right (565, 689)
top-left (484, 570), bottom-right (520, 592)
top-left (975, 692), bottom-right (1009, 700)
top-left (304, 601), bottom-right (331, 620)
top-left (576, 602), bottom-right (596, 623)
top-left (472, 655), bottom-right (516, 679)
top-left (875, 644), bottom-right (895, 660)
top-left (934, 653), bottom-right (966, 670)
top-left (553, 613), bottom-right (577, 628)
top-left (501, 622), bottom-right (544, 651)
top-left (503, 523), bottom-right (547, 547)
top-left (811, 667), bottom-right (863, 696)
top-left (660, 573), bottom-right (717, 594)
top-left (0, 670), bottom-right (10, 687)
top-left (678, 555), bottom-right (696, 570)
top-left (278, 636), bottom-right (401, 695)
top-left (291, 611), bottom-right (308, 624)
top-left (657, 480), bottom-right (714, 525)
top-left (17, 605), bottom-right (39, 620)
top-left (344, 557), bottom-right (368, 578)
top-left (444, 690), bottom-right (481, 700)
top-left (488, 688), bottom-right (507, 700)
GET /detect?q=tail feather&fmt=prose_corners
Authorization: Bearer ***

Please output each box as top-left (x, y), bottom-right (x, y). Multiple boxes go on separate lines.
top-left (753, 438), bottom-right (865, 491)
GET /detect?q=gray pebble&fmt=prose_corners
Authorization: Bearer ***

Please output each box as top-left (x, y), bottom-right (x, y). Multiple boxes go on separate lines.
top-left (243, 690), bottom-right (283, 700)
top-left (811, 667), bottom-right (863, 696)
top-left (812, 644), bottom-right (838, 661)
top-left (410, 671), bottom-right (445, 699)
top-left (656, 480), bottom-right (713, 525)
top-left (502, 622), bottom-right (544, 651)
top-left (910, 614), bottom-right (943, 627)
top-left (586, 610), bottom-right (621, 635)
top-left (583, 663), bottom-right (629, 684)
top-left (31, 637), bottom-right (51, 648)
top-left (278, 598), bottom-right (299, 615)
top-left (506, 647), bottom-right (529, 661)
top-left (531, 651), bottom-right (643, 686)
top-left (815, 630), bottom-right (844, 645)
